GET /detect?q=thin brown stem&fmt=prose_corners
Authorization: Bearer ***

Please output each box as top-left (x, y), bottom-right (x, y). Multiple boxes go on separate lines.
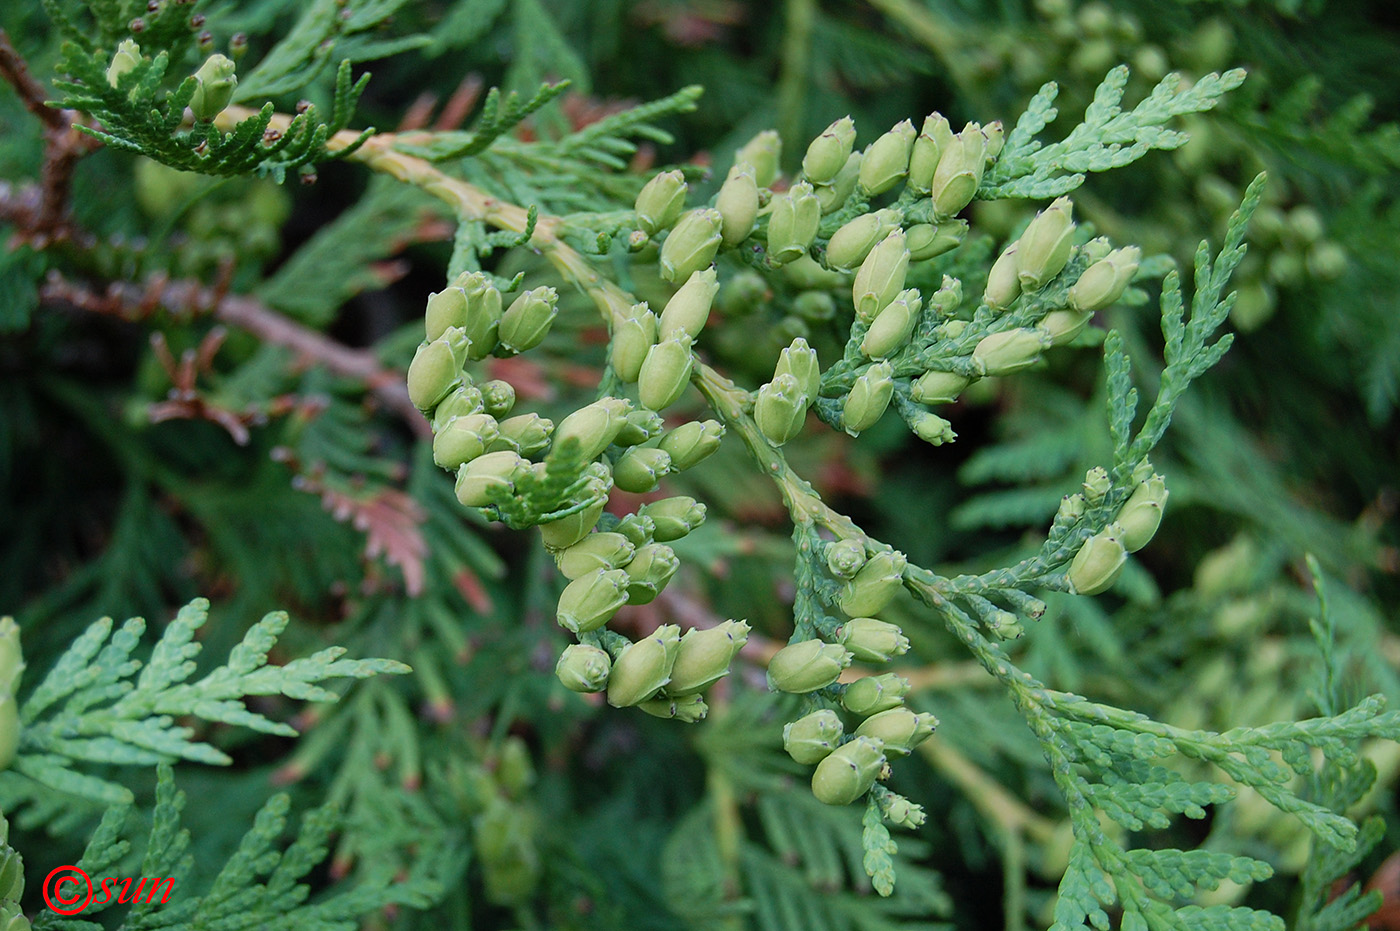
top-left (39, 273), bottom-right (430, 437)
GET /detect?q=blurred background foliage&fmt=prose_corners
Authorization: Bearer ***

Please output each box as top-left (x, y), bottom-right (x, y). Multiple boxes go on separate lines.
top-left (1, 0), bottom-right (1398, 928)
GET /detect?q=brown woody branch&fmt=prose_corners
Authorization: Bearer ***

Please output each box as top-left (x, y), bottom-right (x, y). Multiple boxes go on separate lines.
top-left (0, 28), bottom-right (102, 244)
top-left (39, 272), bottom-right (431, 438)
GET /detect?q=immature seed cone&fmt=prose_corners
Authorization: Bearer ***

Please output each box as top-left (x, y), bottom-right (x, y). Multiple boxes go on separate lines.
top-left (783, 709), bottom-right (844, 764)
top-left (635, 169), bottom-right (687, 235)
top-left (455, 451), bottom-right (524, 507)
top-left (841, 673), bottom-right (910, 715)
top-left (811, 736), bottom-right (886, 805)
top-left (754, 374), bottom-right (809, 446)
top-left (929, 124), bottom-right (987, 218)
top-left (539, 499), bottom-right (606, 550)
top-left (408, 327), bottom-right (470, 412)
top-left (735, 130), bottom-right (782, 188)
top-left (852, 230), bottom-right (910, 322)
top-left (668, 619), bottom-right (751, 695)
top-left (838, 550), bottom-right (907, 616)
top-left (984, 242), bottom-right (1022, 310)
top-left (107, 38), bottom-right (142, 87)
top-left (557, 532), bottom-right (636, 579)
top-left (1116, 474), bottom-right (1168, 552)
top-left (774, 338), bottom-right (822, 399)
top-left (190, 54), bottom-right (237, 121)
top-left (499, 286), bottom-right (559, 354)
top-left (638, 334), bottom-right (694, 411)
top-left (971, 328), bottom-right (1050, 377)
top-left (905, 220), bottom-right (966, 261)
top-left (613, 447), bottom-right (672, 494)
top-left (611, 304), bottom-right (658, 383)
top-left (492, 413), bottom-right (553, 457)
top-left (815, 151), bottom-right (862, 214)
top-left (825, 539), bottom-right (867, 579)
top-left (907, 113), bottom-right (952, 193)
top-left (836, 618), bottom-right (910, 663)
top-left (660, 209), bottom-right (723, 283)
top-left (858, 120), bottom-right (916, 196)
top-left (716, 163), bottom-right (760, 246)
top-left (826, 209), bottom-right (901, 272)
top-left (861, 290), bottom-right (922, 360)
top-left (639, 693), bottom-right (709, 722)
top-left (640, 496), bottom-right (706, 542)
top-left (433, 413), bottom-right (499, 470)
top-left (658, 420), bottom-right (725, 471)
top-left (1015, 196), bottom-right (1076, 291)
top-left (766, 182), bottom-right (822, 265)
top-left (767, 639), bottom-right (852, 693)
top-left (623, 542), bottom-right (680, 605)
top-left (557, 568), bottom-right (631, 634)
top-left (551, 397), bottom-right (632, 462)
top-left (910, 370), bottom-right (972, 405)
top-left (1068, 245), bottom-right (1141, 312)
top-left (1067, 524), bottom-right (1128, 596)
top-left (659, 269), bottom-right (720, 340)
top-left (607, 625), bottom-right (682, 707)
top-left (854, 708), bottom-right (938, 755)
top-left (803, 116), bottom-right (857, 184)
top-left (555, 644), bottom-right (612, 693)
top-left (842, 362), bottom-right (895, 434)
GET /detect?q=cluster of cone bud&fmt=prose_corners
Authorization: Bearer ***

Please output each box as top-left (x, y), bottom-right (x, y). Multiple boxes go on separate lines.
top-left (1064, 464), bottom-right (1169, 596)
top-left (770, 542), bottom-right (934, 806)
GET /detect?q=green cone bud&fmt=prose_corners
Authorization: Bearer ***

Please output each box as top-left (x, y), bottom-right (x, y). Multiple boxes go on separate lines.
top-left (491, 413), bottom-right (553, 456)
top-left (826, 209), bottom-right (901, 272)
top-left (972, 327), bottom-right (1050, 376)
top-left (638, 333), bottom-right (694, 411)
top-left (792, 290), bottom-right (836, 321)
top-left (907, 113), bottom-right (952, 193)
top-left (558, 532), bottom-right (636, 579)
top-left (783, 709), bottom-right (844, 764)
top-left (557, 568), bottom-right (631, 634)
top-left (838, 550), bottom-right (907, 616)
top-left (640, 495), bottom-right (706, 542)
top-left (803, 117), bottom-right (857, 184)
top-left (661, 208), bottom-right (723, 283)
top-left (499, 286), bottom-right (559, 354)
top-left (108, 38), bottom-right (142, 87)
top-left (1082, 465), bottom-right (1110, 504)
top-left (478, 380), bottom-right (515, 417)
top-left (624, 542), bottom-right (680, 604)
top-left (852, 230), bottom-right (910, 321)
top-left (1038, 309), bottom-right (1094, 347)
top-left (735, 130), bottom-right (782, 188)
top-left (720, 270), bottom-right (769, 315)
top-left (1058, 492), bottom-right (1087, 522)
top-left (455, 450), bottom-right (525, 507)
top-left (861, 290), bottom-right (921, 360)
top-left (1068, 245), bottom-right (1141, 312)
top-left (836, 618), bottom-right (910, 663)
top-left (825, 539), bottom-right (867, 579)
top-left (811, 736), bottom-right (886, 805)
top-left (615, 409), bottom-right (665, 447)
top-left (1067, 523), bottom-right (1127, 595)
top-left (717, 162), bottom-right (760, 246)
top-left (408, 327), bottom-right (470, 412)
top-left (984, 242), bottom-right (1021, 310)
top-left (910, 370), bottom-right (972, 404)
top-left (0, 618), bottom-right (23, 697)
top-left (607, 625), bottom-right (682, 706)
top-left (461, 273), bottom-right (505, 359)
top-left (425, 287), bottom-right (468, 343)
top-left (1117, 474), bottom-right (1168, 552)
top-left (905, 220), bottom-right (966, 260)
top-left (883, 793), bottom-right (926, 829)
top-left (433, 413), bottom-right (499, 470)
top-left (841, 673), bottom-right (909, 715)
top-left (842, 361), bottom-right (894, 433)
top-left (190, 54), bottom-right (237, 121)
top-left (755, 373), bottom-right (810, 446)
top-left (660, 269), bottom-right (720, 340)
top-left (930, 124), bottom-right (987, 218)
top-left (910, 410), bottom-right (957, 445)
top-left (982, 120), bottom-right (1005, 160)
top-left (768, 639), bottom-right (851, 694)
top-left (552, 397), bottom-right (632, 461)
top-left (555, 644), bottom-right (612, 692)
top-left (611, 303), bottom-right (658, 383)
top-left (815, 151), bottom-right (862, 214)
top-left (639, 693), bottom-right (709, 722)
top-left (635, 169), bottom-right (687, 235)
top-left (1015, 196), bottom-right (1076, 291)
top-left (854, 707), bottom-right (938, 755)
top-left (858, 119), bottom-right (916, 196)
top-left (668, 619), bottom-right (751, 694)
top-left (775, 337), bottom-right (822, 398)
top-left (613, 447), bottom-right (672, 494)
top-left (432, 381), bottom-right (482, 428)
top-left (766, 182), bottom-right (822, 265)
top-left (659, 419), bottom-right (724, 470)
top-left (539, 499), bottom-right (606, 550)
